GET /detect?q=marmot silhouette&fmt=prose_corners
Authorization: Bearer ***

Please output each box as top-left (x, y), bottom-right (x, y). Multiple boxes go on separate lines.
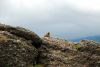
top-left (44, 32), bottom-right (50, 37)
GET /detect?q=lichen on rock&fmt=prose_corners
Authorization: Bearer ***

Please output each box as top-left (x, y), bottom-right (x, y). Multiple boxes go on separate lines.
top-left (0, 23), bottom-right (100, 67)
top-left (38, 37), bottom-right (100, 67)
top-left (0, 24), bottom-right (42, 67)
top-left (0, 23), bottom-right (42, 48)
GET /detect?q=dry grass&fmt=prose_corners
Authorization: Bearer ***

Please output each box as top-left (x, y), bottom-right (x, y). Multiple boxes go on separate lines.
top-left (0, 35), bottom-right (8, 42)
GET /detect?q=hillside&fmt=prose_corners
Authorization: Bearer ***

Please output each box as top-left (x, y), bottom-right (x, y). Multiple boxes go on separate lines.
top-left (71, 35), bottom-right (100, 42)
top-left (0, 24), bottom-right (99, 67)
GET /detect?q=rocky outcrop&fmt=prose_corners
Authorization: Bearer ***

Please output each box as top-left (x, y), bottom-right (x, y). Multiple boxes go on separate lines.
top-left (38, 37), bottom-right (100, 67)
top-left (0, 24), bottom-right (42, 48)
top-left (0, 24), bottom-right (42, 67)
top-left (0, 23), bottom-right (100, 67)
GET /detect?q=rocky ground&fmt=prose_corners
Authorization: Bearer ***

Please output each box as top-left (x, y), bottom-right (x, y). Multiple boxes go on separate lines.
top-left (0, 23), bottom-right (99, 67)
top-left (39, 37), bottom-right (100, 67)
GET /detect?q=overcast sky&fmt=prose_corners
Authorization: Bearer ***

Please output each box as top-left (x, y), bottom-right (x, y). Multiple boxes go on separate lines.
top-left (0, 0), bottom-right (100, 39)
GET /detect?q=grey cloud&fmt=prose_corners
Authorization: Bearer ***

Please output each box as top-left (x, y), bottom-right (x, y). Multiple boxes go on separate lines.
top-left (0, 0), bottom-right (100, 39)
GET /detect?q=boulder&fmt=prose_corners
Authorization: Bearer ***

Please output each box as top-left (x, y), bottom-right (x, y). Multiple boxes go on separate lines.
top-left (0, 31), bottom-right (38, 67)
top-left (0, 24), bottom-right (42, 48)
top-left (0, 24), bottom-right (42, 67)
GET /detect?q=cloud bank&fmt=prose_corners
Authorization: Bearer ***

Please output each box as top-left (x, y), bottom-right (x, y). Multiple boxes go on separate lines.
top-left (0, 0), bottom-right (100, 39)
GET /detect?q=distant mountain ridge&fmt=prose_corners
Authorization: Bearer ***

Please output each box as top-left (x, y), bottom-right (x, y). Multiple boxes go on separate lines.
top-left (71, 35), bottom-right (100, 42)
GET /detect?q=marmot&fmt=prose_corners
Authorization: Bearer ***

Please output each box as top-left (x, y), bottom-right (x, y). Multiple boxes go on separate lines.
top-left (44, 32), bottom-right (50, 37)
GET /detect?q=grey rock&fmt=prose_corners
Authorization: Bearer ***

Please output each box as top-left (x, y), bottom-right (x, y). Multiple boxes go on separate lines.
top-left (0, 23), bottom-right (42, 67)
top-left (0, 23), bottom-right (42, 48)
top-left (0, 31), bottom-right (38, 67)
top-left (38, 37), bottom-right (100, 67)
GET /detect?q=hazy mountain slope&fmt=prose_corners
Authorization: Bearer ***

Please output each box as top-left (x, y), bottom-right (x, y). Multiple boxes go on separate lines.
top-left (71, 35), bottom-right (100, 42)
